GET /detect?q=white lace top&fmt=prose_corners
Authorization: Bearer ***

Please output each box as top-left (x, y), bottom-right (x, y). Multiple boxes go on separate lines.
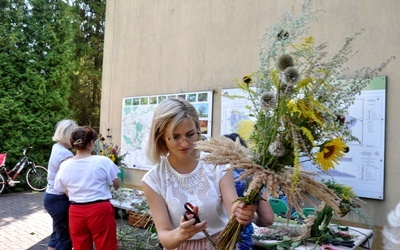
top-left (142, 154), bottom-right (229, 240)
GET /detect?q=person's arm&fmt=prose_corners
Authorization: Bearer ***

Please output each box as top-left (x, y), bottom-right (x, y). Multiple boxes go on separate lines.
top-left (220, 170), bottom-right (257, 225)
top-left (112, 177), bottom-right (122, 190)
top-left (253, 191), bottom-right (274, 227)
top-left (142, 181), bottom-right (207, 249)
top-left (109, 161), bottom-right (122, 190)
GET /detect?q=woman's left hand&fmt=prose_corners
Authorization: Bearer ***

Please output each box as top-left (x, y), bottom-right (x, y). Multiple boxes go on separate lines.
top-left (231, 201), bottom-right (257, 225)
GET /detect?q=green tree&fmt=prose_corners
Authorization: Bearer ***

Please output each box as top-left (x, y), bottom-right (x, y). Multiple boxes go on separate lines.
top-left (0, 0), bottom-right (76, 166)
top-left (69, 0), bottom-right (105, 131)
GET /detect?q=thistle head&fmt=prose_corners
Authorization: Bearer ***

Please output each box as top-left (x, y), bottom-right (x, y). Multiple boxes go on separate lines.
top-left (277, 54), bottom-right (294, 71)
top-left (268, 139), bottom-right (286, 157)
top-left (260, 92), bottom-right (276, 110)
top-left (283, 66), bottom-right (300, 84)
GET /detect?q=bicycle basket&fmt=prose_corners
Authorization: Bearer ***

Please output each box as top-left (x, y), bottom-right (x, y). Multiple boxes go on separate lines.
top-left (0, 154), bottom-right (6, 166)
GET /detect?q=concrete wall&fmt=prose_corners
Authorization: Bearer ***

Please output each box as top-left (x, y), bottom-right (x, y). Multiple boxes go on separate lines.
top-left (101, 0), bottom-right (399, 242)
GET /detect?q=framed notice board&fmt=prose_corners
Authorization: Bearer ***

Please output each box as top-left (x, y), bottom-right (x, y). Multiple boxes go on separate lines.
top-left (302, 76), bottom-right (387, 200)
top-left (121, 91), bottom-right (213, 170)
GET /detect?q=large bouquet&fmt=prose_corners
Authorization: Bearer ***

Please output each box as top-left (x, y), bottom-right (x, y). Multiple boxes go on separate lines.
top-left (195, 0), bottom-right (393, 249)
top-left (94, 137), bottom-right (127, 168)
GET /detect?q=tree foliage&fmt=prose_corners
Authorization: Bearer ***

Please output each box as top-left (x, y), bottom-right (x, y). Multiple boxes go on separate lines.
top-left (69, 0), bottom-right (105, 131)
top-left (0, 0), bottom-right (77, 165)
top-left (0, 0), bottom-right (105, 169)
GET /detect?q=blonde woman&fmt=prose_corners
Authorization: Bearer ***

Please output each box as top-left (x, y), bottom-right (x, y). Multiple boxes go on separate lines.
top-left (142, 98), bottom-right (257, 250)
top-left (43, 119), bottom-right (78, 250)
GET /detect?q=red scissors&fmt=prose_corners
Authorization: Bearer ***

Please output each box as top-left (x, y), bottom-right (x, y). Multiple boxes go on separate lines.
top-left (183, 202), bottom-right (216, 248)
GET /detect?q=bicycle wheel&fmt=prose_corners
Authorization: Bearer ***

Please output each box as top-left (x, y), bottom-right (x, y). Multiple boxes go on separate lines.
top-left (26, 166), bottom-right (48, 191)
top-left (0, 173), bottom-right (5, 194)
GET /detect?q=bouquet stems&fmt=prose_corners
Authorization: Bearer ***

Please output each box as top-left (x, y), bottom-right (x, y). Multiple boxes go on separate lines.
top-left (214, 186), bottom-right (262, 249)
top-left (214, 217), bottom-right (243, 250)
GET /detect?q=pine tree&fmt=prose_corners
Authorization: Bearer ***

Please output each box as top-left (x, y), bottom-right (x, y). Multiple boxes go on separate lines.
top-left (0, 0), bottom-right (76, 165)
top-left (69, 0), bottom-right (106, 131)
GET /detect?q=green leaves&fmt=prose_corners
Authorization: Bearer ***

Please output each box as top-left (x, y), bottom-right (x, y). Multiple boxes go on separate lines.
top-left (0, 0), bottom-right (76, 165)
top-left (259, 236), bottom-right (302, 250)
top-left (68, 0), bottom-right (105, 129)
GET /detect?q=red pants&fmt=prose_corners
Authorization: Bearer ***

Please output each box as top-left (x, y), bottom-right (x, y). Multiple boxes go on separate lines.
top-left (69, 201), bottom-right (117, 250)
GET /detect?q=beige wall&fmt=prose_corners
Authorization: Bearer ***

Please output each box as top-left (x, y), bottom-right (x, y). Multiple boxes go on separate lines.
top-left (101, 0), bottom-right (399, 237)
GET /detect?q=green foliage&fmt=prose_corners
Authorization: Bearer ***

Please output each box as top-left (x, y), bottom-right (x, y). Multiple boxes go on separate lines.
top-left (117, 224), bottom-right (160, 250)
top-left (69, 0), bottom-right (105, 130)
top-left (0, 0), bottom-right (76, 166)
top-left (310, 206), bottom-right (333, 237)
top-left (322, 179), bottom-right (363, 218)
top-left (0, 0), bottom-right (106, 172)
top-left (254, 206), bottom-right (355, 249)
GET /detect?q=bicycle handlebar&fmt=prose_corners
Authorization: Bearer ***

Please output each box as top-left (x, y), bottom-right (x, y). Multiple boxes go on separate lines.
top-left (22, 146), bottom-right (33, 156)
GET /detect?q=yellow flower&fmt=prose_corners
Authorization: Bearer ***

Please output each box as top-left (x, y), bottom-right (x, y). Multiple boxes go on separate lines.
top-left (238, 119), bottom-right (255, 149)
top-left (288, 98), bottom-right (324, 126)
top-left (315, 137), bottom-right (347, 171)
top-left (108, 154), bottom-right (116, 162)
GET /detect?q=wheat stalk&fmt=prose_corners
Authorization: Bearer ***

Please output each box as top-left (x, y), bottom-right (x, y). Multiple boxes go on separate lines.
top-left (195, 137), bottom-right (342, 249)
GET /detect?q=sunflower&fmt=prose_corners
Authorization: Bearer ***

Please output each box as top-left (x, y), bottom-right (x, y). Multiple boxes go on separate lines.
top-left (315, 137), bottom-right (347, 171)
top-left (108, 154), bottom-right (116, 162)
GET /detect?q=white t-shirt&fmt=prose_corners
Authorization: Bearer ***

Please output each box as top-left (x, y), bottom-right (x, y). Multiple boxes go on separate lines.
top-left (54, 155), bottom-right (120, 202)
top-left (142, 154), bottom-right (229, 240)
top-left (46, 143), bottom-right (74, 195)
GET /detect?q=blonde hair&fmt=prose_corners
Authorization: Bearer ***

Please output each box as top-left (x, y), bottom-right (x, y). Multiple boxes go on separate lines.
top-left (146, 98), bottom-right (200, 164)
top-left (52, 119), bottom-right (78, 147)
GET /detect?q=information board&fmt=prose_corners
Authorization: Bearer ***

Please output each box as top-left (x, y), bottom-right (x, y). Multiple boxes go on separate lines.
top-left (121, 91), bottom-right (213, 170)
top-left (220, 77), bottom-right (386, 200)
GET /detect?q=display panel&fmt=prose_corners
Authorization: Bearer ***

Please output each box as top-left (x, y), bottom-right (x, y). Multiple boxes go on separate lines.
top-left (121, 91), bottom-right (213, 170)
top-left (220, 77), bottom-right (386, 199)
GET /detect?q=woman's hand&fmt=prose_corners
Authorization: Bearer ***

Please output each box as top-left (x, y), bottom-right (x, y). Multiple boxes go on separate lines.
top-left (231, 201), bottom-right (257, 225)
top-left (178, 206), bottom-right (208, 241)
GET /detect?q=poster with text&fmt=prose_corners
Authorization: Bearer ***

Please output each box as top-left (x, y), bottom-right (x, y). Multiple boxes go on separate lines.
top-left (221, 77), bottom-right (386, 199)
top-left (121, 91), bottom-right (213, 170)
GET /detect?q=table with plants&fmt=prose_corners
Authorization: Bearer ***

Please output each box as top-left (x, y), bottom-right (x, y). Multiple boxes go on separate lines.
top-left (111, 188), bottom-right (161, 250)
top-left (111, 187), bottom-right (153, 229)
top-left (252, 219), bottom-right (373, 249)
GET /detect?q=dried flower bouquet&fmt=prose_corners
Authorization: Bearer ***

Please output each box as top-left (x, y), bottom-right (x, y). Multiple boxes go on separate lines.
top-left (196, 137), bottom-right (341, 214)
top-left (196, 137), bottom-right (342, 248)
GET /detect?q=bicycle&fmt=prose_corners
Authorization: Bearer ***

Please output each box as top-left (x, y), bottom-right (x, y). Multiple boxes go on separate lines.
top-left (0, 146), bottom-right (48, 194)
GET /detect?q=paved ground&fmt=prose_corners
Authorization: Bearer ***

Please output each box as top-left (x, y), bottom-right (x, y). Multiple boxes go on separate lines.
top-left (0, 191), bottom-right (148, 250)
top-left (0, 192), bottom-right (52, 250)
